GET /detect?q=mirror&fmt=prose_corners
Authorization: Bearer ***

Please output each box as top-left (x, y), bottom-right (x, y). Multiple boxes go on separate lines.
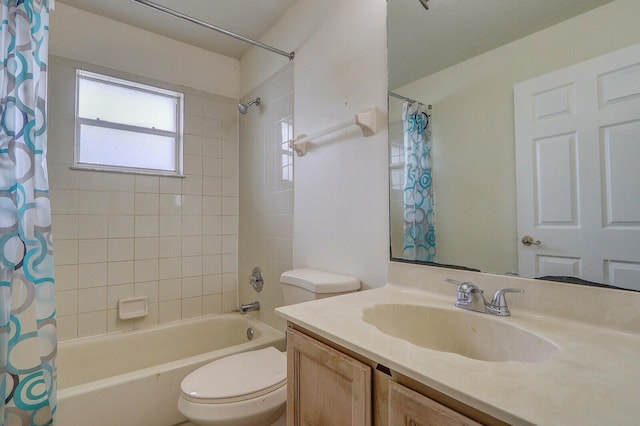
top-left (388, 0), bottom-right (640, 290)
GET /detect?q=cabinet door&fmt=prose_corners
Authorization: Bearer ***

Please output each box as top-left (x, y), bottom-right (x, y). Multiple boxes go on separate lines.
top-left (287, 328), bottom-right (372, 426)
top-left (388, 381), bottom-right (481, 426)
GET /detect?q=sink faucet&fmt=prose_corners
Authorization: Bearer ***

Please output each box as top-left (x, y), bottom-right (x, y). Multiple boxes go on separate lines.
top-left (446, 279), bottom-right (523, 316)
top-left (240, 301), bottom-right (260, 314)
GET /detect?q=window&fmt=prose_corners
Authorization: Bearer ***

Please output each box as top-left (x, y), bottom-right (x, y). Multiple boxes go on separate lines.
top-left (75, 70), bottom-right (184, 175)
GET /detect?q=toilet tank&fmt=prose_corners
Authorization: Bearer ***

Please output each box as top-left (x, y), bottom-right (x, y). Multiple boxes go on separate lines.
top-left (280, 269), bottom-right (361, 305)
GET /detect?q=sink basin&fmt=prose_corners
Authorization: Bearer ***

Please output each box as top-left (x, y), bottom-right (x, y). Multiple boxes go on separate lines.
top-left (362, 304), bottom-right (558, 363)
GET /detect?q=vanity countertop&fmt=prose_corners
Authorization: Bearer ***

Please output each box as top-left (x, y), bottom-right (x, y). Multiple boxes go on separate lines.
top-left (276, 283), bottom-right (640, 425)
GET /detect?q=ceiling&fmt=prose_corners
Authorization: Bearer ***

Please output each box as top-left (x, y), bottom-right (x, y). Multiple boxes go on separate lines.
top-left (388, 0), bottom-right (615, 88)
top-left (57, 0), bottom-right (299, 59)
top-left (58, 0), bottom-right (614, 82)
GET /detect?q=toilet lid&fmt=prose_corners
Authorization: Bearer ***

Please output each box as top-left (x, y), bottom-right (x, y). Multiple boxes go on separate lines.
top-left (181, 347), bottom-right (286, 404)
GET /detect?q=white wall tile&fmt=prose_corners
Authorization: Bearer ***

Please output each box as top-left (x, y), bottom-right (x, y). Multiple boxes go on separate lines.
top-left (202, 177), bottom-right (222, 196)
top-left (182, 236), bottom-right (202, 257)
top-left (77, 311), bottom-right (107, 337)
top-left (108, 215), bottom-right (135, 238)
top-left (135, 280), bottom-right (159, 304)
top-left (134, 193), bottom-right (159, 216)
top-left (203, 137), bottom-right (222, 158)
top-left (56, 290), bottom-right (77, 316)
top-left (78, 287), bottom-right (107, 313)
top-left (108, 192), bottom-right (135, 215)
top-left (107, 309), bottom-right (134, 333)
top-left (78, 262), bottom-right (107, 288)
top-left (135, 237), bottom-right (159, 260)
top-left (181, 256), bottom-right (202, 278)
top-left (52, 214), bottom-right (79, 240)
top-left (159, 215), bottom-right (181, 236)
top-left (159, 237), bottom-right (182, 259)
top-left (182, 276), bottom-right (203, 298)
top-left (57, 315), bottom-right (78, 341)
top-left (78, 171), bottom-right (109, 191)
top-left (222, 291), bottom-right (237, 313)
top-left (159, 257), bottom-right (181, 280)
top-left (181, 216), bottom-right (203, 236)
top-left (54, 240), bottom-right (78, 265)
top-left (135, 259), bottom-right (158, 282)
top-left (203, 274), bottom-right (223, 295)
top-left (55, 264), bottom-right (78, 291)
top-left (159, 278), bottom-right (181, 301)
top-left (107, 284), bottom-right (134, 309)
top-left (107, 261), bottom-right (134, 286)
top-left (202, 215), bottom-right (221, 235)
top-left (159, 176), bottom-right (182, 194)
top-left (159, 194), bottom-right (182, 215)
top-left (181, 297), bottom-right (202, 319)
top-left (78, 191), bottom-right (108, 214)
top-left (108, 173), bottom-right (135, 192)
top-left (135, 175), bottom-right (159, 193)
top-left (159, 300), bottom-right (181, 323)
top-left (134, 216), bottom-right (159, 237)
top-left (203, 294), bottom-right (222, 315)
top-left (51, 190), bottom-right (78, 214)
top-left (78, 239), bottom-right (107, 264)
top-left (108, 238), bottom-right (134, 262)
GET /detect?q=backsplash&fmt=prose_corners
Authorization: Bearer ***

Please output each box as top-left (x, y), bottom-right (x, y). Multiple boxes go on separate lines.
top-left (49, 56), bottom-right (240, 340)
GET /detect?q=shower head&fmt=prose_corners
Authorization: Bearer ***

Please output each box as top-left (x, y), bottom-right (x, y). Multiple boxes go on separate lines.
top-left (238, 97), bottom-right (261, 114)
top-left (418, 0), bottom-right (429, 10)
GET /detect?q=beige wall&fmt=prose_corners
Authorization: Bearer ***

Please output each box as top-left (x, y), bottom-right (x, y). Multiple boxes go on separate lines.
top-left (242, 0), bottom-right (390, 289)
top-left (50, 3), bottom-right (240, 98)
top-left (395, 0), bottom-right (640, 275)
top-left (238, 65), bottom-right (294, 331)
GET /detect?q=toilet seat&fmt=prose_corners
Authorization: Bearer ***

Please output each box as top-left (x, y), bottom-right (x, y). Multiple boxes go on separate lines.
top-left (181, 347), bottom-right (287, 404)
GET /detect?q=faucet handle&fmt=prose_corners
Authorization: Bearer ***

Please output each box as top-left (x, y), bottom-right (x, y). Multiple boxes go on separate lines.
top-left (446, 279), bottom-right (481, 293)
top-left (489, 288), bottom-right (524, 316)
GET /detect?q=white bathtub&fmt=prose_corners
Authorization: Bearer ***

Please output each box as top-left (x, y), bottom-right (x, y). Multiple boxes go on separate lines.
top-left (56, 313), bottom-right (285, 426)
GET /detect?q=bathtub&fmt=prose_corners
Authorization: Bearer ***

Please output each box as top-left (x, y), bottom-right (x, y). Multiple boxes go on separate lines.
top-left (56, 313), bottom-right (285, 426)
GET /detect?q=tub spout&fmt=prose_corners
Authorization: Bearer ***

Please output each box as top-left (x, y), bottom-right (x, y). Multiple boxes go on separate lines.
top-left (240, 301), bottom-right (260, 314)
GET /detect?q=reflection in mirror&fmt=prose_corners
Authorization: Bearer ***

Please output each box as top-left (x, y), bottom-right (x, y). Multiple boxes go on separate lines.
top-left (388, 0), bottom-right (640, 290)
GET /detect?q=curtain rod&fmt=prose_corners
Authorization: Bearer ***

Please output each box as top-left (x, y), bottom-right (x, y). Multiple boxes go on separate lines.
top-left (388, 91), bottom-right (432, 109)
top-left (131, 0), bottom-right (295, 60)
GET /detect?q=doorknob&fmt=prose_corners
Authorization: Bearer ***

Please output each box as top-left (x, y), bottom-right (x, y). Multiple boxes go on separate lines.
top-left (521, 236), bottom-right (541, 246)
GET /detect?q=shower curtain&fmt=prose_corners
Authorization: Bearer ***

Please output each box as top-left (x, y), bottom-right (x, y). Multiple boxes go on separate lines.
top-left (0, 1), bottom-right (57, 425)
top-left (402, 102), bottom-right (436, 262)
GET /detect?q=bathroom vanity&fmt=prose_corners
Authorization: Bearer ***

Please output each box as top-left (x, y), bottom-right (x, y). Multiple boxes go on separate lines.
top-left (276, 263), bottom-right (640, 425)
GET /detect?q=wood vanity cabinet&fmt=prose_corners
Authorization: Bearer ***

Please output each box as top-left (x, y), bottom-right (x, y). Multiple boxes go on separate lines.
top-left (287, 326), bottom-right (499, 426)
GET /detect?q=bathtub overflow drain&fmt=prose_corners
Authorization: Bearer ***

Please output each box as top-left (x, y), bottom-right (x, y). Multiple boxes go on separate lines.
top-left (246, 327), bottom-right (254, 341)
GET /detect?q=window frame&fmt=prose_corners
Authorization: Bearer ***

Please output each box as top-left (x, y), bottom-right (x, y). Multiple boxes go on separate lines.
top-left (74, 69), bottom-right (184, 176)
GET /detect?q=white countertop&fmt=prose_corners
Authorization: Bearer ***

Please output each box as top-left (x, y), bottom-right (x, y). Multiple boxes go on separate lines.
top-left (276, 283), bottom-right (640, 425)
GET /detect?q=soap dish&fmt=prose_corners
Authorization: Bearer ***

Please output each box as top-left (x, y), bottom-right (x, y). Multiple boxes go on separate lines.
top-left (118, 296), bottom-right (148, 320)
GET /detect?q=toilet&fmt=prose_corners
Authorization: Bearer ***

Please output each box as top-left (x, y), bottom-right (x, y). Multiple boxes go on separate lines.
top-left (177, 268), bottom-right (360, 426)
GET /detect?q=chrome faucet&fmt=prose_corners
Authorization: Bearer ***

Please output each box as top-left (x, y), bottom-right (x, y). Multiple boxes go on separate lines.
top-left (446, 279), bottom-right (523, 317)
top-left (240, 301), bottom-right (260, 314)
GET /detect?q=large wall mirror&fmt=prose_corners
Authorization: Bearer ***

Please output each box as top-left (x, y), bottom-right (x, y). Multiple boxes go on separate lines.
top-left (388, 0), bottom-right (640, 291)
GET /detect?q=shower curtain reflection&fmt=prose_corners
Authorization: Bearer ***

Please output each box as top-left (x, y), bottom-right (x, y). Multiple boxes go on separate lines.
top-left (402, 102), bottom-right (436, 262)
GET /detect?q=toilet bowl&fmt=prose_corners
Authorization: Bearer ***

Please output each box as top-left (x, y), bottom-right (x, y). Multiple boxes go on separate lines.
top-left (178, 347), bottom-right (287, 426)
top-left (178, 269), bottom-right (360, 426)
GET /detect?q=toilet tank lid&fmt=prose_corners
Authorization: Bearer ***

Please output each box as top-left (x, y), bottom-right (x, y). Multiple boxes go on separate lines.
top-left (280, 268), bottom-right (361, 293)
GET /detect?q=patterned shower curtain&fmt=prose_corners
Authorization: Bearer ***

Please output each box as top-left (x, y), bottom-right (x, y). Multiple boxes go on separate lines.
top-left (402, 102), bottom-right (436, 262)
top-left (0, 1), bottom-right (57, 425)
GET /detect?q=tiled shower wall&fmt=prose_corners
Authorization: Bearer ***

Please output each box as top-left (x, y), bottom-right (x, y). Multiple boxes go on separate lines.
top-left (239, 65), bottom-right (294, 331)
top-left (48, 57), bottom-right (240, 340)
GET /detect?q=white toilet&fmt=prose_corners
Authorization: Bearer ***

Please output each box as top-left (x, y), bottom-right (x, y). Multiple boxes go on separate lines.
top-left (177, 268), bottom-right (360, 426)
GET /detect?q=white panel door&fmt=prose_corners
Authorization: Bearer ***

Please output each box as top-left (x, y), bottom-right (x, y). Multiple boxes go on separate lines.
top-left (515, 43), bottom-right (640, 290)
